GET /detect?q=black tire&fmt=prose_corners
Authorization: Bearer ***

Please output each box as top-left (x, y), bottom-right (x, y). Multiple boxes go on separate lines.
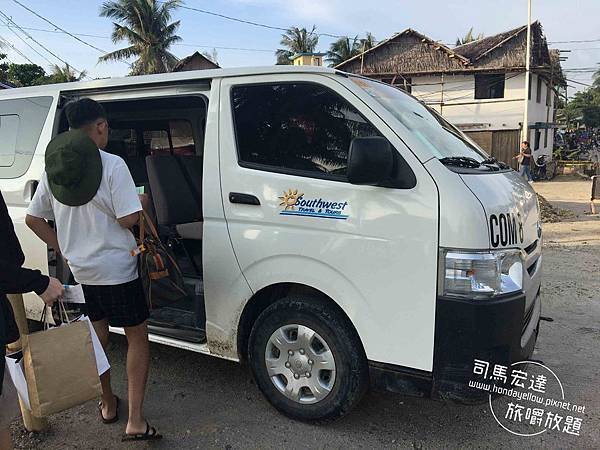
top-left (248, 295), bottom-right (369, 423)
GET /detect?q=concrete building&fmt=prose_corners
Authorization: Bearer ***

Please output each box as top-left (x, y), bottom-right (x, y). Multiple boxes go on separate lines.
top-left (290, 52), bottom-right (326, 67)
top-left (336, 23), bottom-right (565, 167)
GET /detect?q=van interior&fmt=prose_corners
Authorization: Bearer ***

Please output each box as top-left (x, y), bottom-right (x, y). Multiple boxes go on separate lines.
top-left (52, 95), bottom-right (208, 343)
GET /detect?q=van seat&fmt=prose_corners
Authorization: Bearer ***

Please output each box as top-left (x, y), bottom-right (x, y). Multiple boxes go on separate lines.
top-left (176, 222), bottom-right (203, 240)
top-left (145, 155), bottom-right (202, 226)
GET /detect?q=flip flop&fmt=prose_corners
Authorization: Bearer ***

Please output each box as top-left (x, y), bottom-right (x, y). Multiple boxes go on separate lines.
top-left (122, 422), bottom-right (163, 442)
top-left (98, 395), bottom-right (119, 424)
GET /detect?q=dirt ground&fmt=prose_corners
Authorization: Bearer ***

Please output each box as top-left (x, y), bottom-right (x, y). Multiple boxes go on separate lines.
top-left (9, 176), bottom-right (600, 449)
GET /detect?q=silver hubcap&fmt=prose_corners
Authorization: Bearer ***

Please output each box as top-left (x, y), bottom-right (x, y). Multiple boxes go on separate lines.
top-left (265, 324), bottom-right (336, 404)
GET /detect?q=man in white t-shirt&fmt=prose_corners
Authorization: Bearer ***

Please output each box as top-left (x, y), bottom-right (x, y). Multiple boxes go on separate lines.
top-left (26, 99), bottom-right (161, 441)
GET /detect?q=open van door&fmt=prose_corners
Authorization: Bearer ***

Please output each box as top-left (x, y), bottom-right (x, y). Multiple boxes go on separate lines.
top-left (0, 91), bottom-right (60, 319)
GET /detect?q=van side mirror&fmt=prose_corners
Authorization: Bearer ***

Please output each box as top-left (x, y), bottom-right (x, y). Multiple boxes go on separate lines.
top-left (347, 137), bottom-right (394, 185)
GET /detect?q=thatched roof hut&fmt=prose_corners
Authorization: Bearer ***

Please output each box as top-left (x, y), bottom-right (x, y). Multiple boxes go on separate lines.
top-left (336, 22), bottom-right (564, 86)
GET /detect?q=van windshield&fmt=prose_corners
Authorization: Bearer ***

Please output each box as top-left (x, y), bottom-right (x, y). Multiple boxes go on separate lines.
top-left (350, 77), bottom-right (489, 163)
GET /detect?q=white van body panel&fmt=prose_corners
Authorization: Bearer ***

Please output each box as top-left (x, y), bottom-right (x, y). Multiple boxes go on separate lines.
top-left (2, 92), bottom-right (60, 319)
top-left (424, 159), bottom-right (491, 249)
top-left (218, 73), bottom-right (439, 371)
top-left (459, 171), bottom-right (542, 314)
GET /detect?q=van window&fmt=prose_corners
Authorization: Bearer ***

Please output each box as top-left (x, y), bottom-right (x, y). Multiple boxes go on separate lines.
top-left (0, 96), bottom-right (53, 179)
top-left (231, 82), bottom-right (379, 178)
top-left (0, 115), bottom-right (19, 167)
top-left (351, 77), bottom-right (488, 162)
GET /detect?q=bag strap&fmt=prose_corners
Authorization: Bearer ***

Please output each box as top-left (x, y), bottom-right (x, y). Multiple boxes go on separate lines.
top-left (89, 198), bottom-right (117, 220)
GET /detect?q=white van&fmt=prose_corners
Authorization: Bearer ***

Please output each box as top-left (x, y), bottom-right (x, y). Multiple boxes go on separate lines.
top-left (1, 66), bottom-right (542, 422)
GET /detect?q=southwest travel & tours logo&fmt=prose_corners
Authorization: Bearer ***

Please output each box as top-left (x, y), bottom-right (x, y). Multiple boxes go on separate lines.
top-left (278, 189), bottom-right (349, 220)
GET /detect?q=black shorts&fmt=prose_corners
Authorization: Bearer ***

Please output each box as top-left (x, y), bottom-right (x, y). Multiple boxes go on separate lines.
top-left (82, 278), bottom-right (149, 327)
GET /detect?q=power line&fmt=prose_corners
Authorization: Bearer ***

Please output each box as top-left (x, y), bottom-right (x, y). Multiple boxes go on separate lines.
top-left (566, 78), bottom-right (593, 87)
top-left (549, 38), bottom-right (600, 44)
top-left (11, 0), bottom-right (108, 53)
top-left (0, 34), bottom-right (35, 64)
top-left (0, 12), bottom-right (55, 65)
top-left (0, 9), bottom-right (86, 76)
top-left (0, 23), bottom-right (275, 53)
top-left (174, 1), bottom-right (346, 39)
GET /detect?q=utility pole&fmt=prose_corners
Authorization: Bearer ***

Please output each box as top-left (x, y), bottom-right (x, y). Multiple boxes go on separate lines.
top-left (522, 0), bottom-right (532, 143)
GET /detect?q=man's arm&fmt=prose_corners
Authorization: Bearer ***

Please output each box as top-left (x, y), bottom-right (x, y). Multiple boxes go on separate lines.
top-left (117, 211), bottom-right (139, 229)
top-left (25, 215), bottom-right (60, 252)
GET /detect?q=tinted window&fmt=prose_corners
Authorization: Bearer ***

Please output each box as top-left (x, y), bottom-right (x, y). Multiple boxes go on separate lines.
top-left (232, 83), bottom-right (379, 177)
top-left (474, 74), bottom-right (505, 99)
top-left (0, 115), bottom-right (19, 167)
top-left (0, 96), bottom-right (53, 179)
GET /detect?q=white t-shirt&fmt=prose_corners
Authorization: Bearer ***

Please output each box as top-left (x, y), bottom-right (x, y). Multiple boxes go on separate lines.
top-left (27, 150), bottom-right (142, 285)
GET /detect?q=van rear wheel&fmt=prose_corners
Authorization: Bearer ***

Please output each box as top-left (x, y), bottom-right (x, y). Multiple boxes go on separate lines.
top-left (248, 296), bottom-right (368, 423)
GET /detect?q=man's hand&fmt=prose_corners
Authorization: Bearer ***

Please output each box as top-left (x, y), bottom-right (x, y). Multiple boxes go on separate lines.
top-left (39, 277), bottom-right (64, 306)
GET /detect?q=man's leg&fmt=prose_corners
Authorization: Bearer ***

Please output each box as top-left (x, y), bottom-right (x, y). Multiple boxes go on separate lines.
top-left (92, 319), bottom-right (117, 420)
top-left (526, 165), bottom-right (533, 181)
top-left (123, 321), bottom-right (150, 435)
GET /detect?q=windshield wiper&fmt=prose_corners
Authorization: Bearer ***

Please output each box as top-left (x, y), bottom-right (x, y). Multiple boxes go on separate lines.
top-left (439, 156), bottom-right (481, 168)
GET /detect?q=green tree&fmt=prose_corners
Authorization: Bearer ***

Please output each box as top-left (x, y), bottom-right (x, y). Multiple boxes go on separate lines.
top-left (0, 53), bottom-right (9, 82)
top-left (326, 33), bottom-right (376, 67)
top-left (7, 63), bottom-right (46, 87)
top-left (99, 0), bottom-right (182, 75)
top-left (275, 26), bottom-right (319, 65)
top-left (360, 32), bottom-right (376, 51)
top-left (48, 64), bottom-right (87, 83)
top-left (455, 27), bottom-right (484, 46)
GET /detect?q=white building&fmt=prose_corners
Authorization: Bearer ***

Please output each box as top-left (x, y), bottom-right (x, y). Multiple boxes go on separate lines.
top-left (337, 23), bottom-right (564, 167)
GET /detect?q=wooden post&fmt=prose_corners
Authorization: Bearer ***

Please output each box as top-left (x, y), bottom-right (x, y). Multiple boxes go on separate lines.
top-left (6, 294), bottom-right (48, 432)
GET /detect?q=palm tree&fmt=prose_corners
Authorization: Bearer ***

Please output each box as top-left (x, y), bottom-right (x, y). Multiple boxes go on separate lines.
top-left (276, 26), bottom-right (319, 65)
top-left (455, 27), bottom-right (484, 46)
top-left (360, 32), bottom-right (376, 51)
top-left (50, 63), bottom-right (86, 82)
top-left (98, 0), bottom-right (182, 75)
top-left (326, 36), bottom-right (361, 67)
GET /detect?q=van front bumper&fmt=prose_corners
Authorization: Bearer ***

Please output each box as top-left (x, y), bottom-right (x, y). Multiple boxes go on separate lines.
top-left (369, 290), bottom-right (541, 403)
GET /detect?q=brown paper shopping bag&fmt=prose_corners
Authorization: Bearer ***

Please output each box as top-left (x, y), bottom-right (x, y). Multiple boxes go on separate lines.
top-left (22, 306), bottom-right (101, 417)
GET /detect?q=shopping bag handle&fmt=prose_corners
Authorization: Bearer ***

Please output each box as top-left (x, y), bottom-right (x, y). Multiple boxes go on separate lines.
top-left (39, 300), bottom-right (71, 329)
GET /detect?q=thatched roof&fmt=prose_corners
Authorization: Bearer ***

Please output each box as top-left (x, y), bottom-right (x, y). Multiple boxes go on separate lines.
top-left (173, 52), bottom-right (220, 72)
top-left (336, 28), bottom-right (469, 75)
top-left (336, 22), bottom-right (564, 85)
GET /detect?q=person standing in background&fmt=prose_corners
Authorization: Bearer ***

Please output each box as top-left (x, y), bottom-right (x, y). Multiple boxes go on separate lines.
top-left (514, 140), bottom-right (533, 182)
top-left (0, 191), bottom-right (64, 450)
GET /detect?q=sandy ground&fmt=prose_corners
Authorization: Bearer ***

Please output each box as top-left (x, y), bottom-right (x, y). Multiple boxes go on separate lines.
top-left (9, 176), bottom-right (600, 449)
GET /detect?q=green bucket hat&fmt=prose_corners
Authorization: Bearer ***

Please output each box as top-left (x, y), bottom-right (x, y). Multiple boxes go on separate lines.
top-left (45, 130), bottom-right (102, 206)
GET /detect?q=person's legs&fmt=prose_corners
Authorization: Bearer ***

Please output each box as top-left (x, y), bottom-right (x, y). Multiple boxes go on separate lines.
top-left (525, 165), bottom-right (533, 181)
top-left (123, 321), bottom-right (150, 435)
top-left (92, 319), bottom-right (117, 421)
top-left (518, 165), bottom-right (527, 179)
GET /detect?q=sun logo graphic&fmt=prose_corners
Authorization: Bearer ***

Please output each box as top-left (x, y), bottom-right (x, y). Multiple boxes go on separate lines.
top-left (279, 189), bottom-right (303, 211)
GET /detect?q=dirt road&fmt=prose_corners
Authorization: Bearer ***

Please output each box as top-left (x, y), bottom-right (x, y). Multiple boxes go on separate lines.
top-left (10, 177), bottom-right (600, 449)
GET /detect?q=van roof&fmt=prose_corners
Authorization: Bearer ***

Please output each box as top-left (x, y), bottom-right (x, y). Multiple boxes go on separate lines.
top-left (0, 65), bottom-right (341, 97)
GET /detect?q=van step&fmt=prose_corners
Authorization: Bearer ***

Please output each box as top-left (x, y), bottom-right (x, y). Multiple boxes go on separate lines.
top-left (147, 323), bottom-right (206, 344)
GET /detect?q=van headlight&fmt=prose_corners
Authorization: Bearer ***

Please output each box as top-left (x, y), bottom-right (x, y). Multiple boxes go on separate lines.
top-left (440, 249), bottom-right (524, 299)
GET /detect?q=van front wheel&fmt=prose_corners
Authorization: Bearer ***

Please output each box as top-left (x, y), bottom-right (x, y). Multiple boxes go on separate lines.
top-left (248, 296), bottom-right (368, 423)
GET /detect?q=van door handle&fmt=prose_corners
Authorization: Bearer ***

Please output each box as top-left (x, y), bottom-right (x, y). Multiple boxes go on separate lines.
top-left (229, 192), bottom-right (261, 205)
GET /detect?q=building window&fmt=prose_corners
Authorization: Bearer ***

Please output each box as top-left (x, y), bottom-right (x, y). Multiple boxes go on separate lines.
top-left (546, 86), bottom-right (552, 107)
top-left (474, 74), bottom-right (505, 99)
top-left (534, 129), bottom-right (541, 150)
top-left (528, 74), bottom-right (532, 100)
top-left (544, 128), bottom-right (548, 148)
top-left (231, 82), bottom-right (380, 179)
top-left (536, 77), bottom-right (542, 103)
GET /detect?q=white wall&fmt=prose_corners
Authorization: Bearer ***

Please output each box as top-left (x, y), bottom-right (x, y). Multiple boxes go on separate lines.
top-left (411, 72), bottom-right (555, 157)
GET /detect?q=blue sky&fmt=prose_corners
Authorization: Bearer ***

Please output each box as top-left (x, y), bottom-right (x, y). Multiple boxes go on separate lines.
top-left (0, 0), bottom-right (597, 95)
